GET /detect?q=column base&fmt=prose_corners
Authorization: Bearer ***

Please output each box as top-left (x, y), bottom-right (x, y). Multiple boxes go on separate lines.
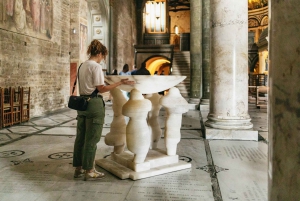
top-left (204, 127), bottom-right (258, 141)
top-left (205, 119), bottom-right (253, 130)
top-left (188, 98), bottom-right (200, 104)
top-left (200, 98), bottom-right (209, 105)
top-left (188, 98), bottom-right (200, 110)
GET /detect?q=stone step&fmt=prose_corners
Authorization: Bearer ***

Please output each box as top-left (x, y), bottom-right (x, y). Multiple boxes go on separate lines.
top-left (172, 51), bottom-right (190, 99)
top-left (172, 66), bottom-right (190, 68)
top-left (172, 61), bottom-right (190, 64)
top-left (171, 70), bottom-right (190, 74)
top-left (171, 68), bottom-right (190, 71)
top-left (173, 66), bottom-right (190, 69)
top-left (173, 52), bottom-right (190, 55)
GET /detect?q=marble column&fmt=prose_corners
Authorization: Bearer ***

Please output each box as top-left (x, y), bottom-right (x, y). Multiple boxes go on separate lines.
top-left (205, 0), bottom-right (253, 130)
top-left (188, 0), bottom-right (202, 105)
top-left (200, 0), bottom-right (211, 105)
top-left (268, 1), bottom-right (300, 200)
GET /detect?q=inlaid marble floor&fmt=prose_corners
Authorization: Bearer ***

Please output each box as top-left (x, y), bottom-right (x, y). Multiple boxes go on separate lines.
top-left (0, 103), bottom-right (268, 201)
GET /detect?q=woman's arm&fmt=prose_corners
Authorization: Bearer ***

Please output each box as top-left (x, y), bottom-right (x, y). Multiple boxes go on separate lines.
top-left (96, 78), bottom-right (134, 93)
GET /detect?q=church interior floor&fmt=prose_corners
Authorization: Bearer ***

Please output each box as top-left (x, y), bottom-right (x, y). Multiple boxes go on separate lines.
top-left (0, 103), bottom-right (268, 201)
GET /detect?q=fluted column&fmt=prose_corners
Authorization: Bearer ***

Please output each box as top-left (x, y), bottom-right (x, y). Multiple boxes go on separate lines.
top-left (189, 0), bottom-right (202, 104)
top-left (269, 1), bottom-right (300, 200)
top-left (200, 0), bottom-right (211, 105)
top-left (205, 0), bottom-right (252, 129)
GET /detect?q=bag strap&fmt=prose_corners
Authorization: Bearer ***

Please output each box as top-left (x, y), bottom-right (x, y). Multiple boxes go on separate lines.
top-left (71, 63), bottom-right (83, 95)
top-left (71, 63), bottom-right (99, 97)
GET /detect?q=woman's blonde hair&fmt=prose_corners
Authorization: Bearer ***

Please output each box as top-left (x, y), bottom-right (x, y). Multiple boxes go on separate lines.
top-left (87, 39), bottom-right (108, 57)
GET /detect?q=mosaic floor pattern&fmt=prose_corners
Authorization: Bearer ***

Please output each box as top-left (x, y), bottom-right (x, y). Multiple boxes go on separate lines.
top-left (0, 103), bottom-right (268, 201)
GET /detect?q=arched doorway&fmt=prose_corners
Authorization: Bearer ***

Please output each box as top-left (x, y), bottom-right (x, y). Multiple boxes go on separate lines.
top-left (144, 55), bottom-right (171, 75)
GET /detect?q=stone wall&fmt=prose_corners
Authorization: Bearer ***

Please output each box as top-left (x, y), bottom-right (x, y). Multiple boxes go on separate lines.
top-left (0, 0), bottom-right (138, 117)
top-left (0, 0), bottom-right (71, 117)
top-left (70, 0), bottom-right (88, 64)
top-left (169, 11), bottom-right (190, 46)
top-left (112, 0), bottom-right (137, 71)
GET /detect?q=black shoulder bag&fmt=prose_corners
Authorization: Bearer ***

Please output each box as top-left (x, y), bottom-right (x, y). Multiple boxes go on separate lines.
top-left (68, 64), bottom-right (98, 111)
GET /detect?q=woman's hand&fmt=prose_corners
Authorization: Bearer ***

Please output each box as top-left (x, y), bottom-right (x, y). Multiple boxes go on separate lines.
top-left (97, 78), bottom-right (135, 93)
top-left (120, 78), bottom-right (135, 85)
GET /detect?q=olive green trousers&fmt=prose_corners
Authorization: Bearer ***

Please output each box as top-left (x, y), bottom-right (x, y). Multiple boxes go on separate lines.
top-left (73, 97), bottom-right (105, 170)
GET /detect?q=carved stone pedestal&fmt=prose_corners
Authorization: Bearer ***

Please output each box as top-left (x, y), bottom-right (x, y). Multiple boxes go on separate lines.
top-left (98, 76), bottom-right (191, 180)
top-left (95, 149), bottom-right (191, 180)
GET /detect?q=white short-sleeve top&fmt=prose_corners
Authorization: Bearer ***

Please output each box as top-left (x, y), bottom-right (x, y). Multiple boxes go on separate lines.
top-left (78, 60), bottom-right (105, 95)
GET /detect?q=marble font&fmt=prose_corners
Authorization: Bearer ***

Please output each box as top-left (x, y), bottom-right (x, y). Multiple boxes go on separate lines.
top-left (97, 76), bottom-right (191, 180)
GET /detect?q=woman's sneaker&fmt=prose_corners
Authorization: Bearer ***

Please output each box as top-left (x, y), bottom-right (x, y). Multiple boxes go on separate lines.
top-left (84, 170), bottom-right (105, 181)
top-left (74, 169), bottom-right (85, 178)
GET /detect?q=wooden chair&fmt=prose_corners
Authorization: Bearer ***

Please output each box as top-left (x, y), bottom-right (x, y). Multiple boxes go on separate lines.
top-left (12, 87), bottom-right (22, 125)
top-left (21, 87), bottom-right (30, 122)
top-left (1, 87), bottom-right (13, 128)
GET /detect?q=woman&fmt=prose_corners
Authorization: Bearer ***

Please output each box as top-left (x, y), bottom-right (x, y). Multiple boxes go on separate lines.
top-left (73, 40), bottom-right (134, 181)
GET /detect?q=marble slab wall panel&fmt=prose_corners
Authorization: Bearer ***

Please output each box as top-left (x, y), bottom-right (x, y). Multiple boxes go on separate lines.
top-left (209, 140), bottom-right (268, 201)
top-left (269, 0), bottom-right (300, 198)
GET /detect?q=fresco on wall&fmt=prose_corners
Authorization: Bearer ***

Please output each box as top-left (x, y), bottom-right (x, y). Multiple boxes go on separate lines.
top-left (0, 0), bottom-right (53, 39)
